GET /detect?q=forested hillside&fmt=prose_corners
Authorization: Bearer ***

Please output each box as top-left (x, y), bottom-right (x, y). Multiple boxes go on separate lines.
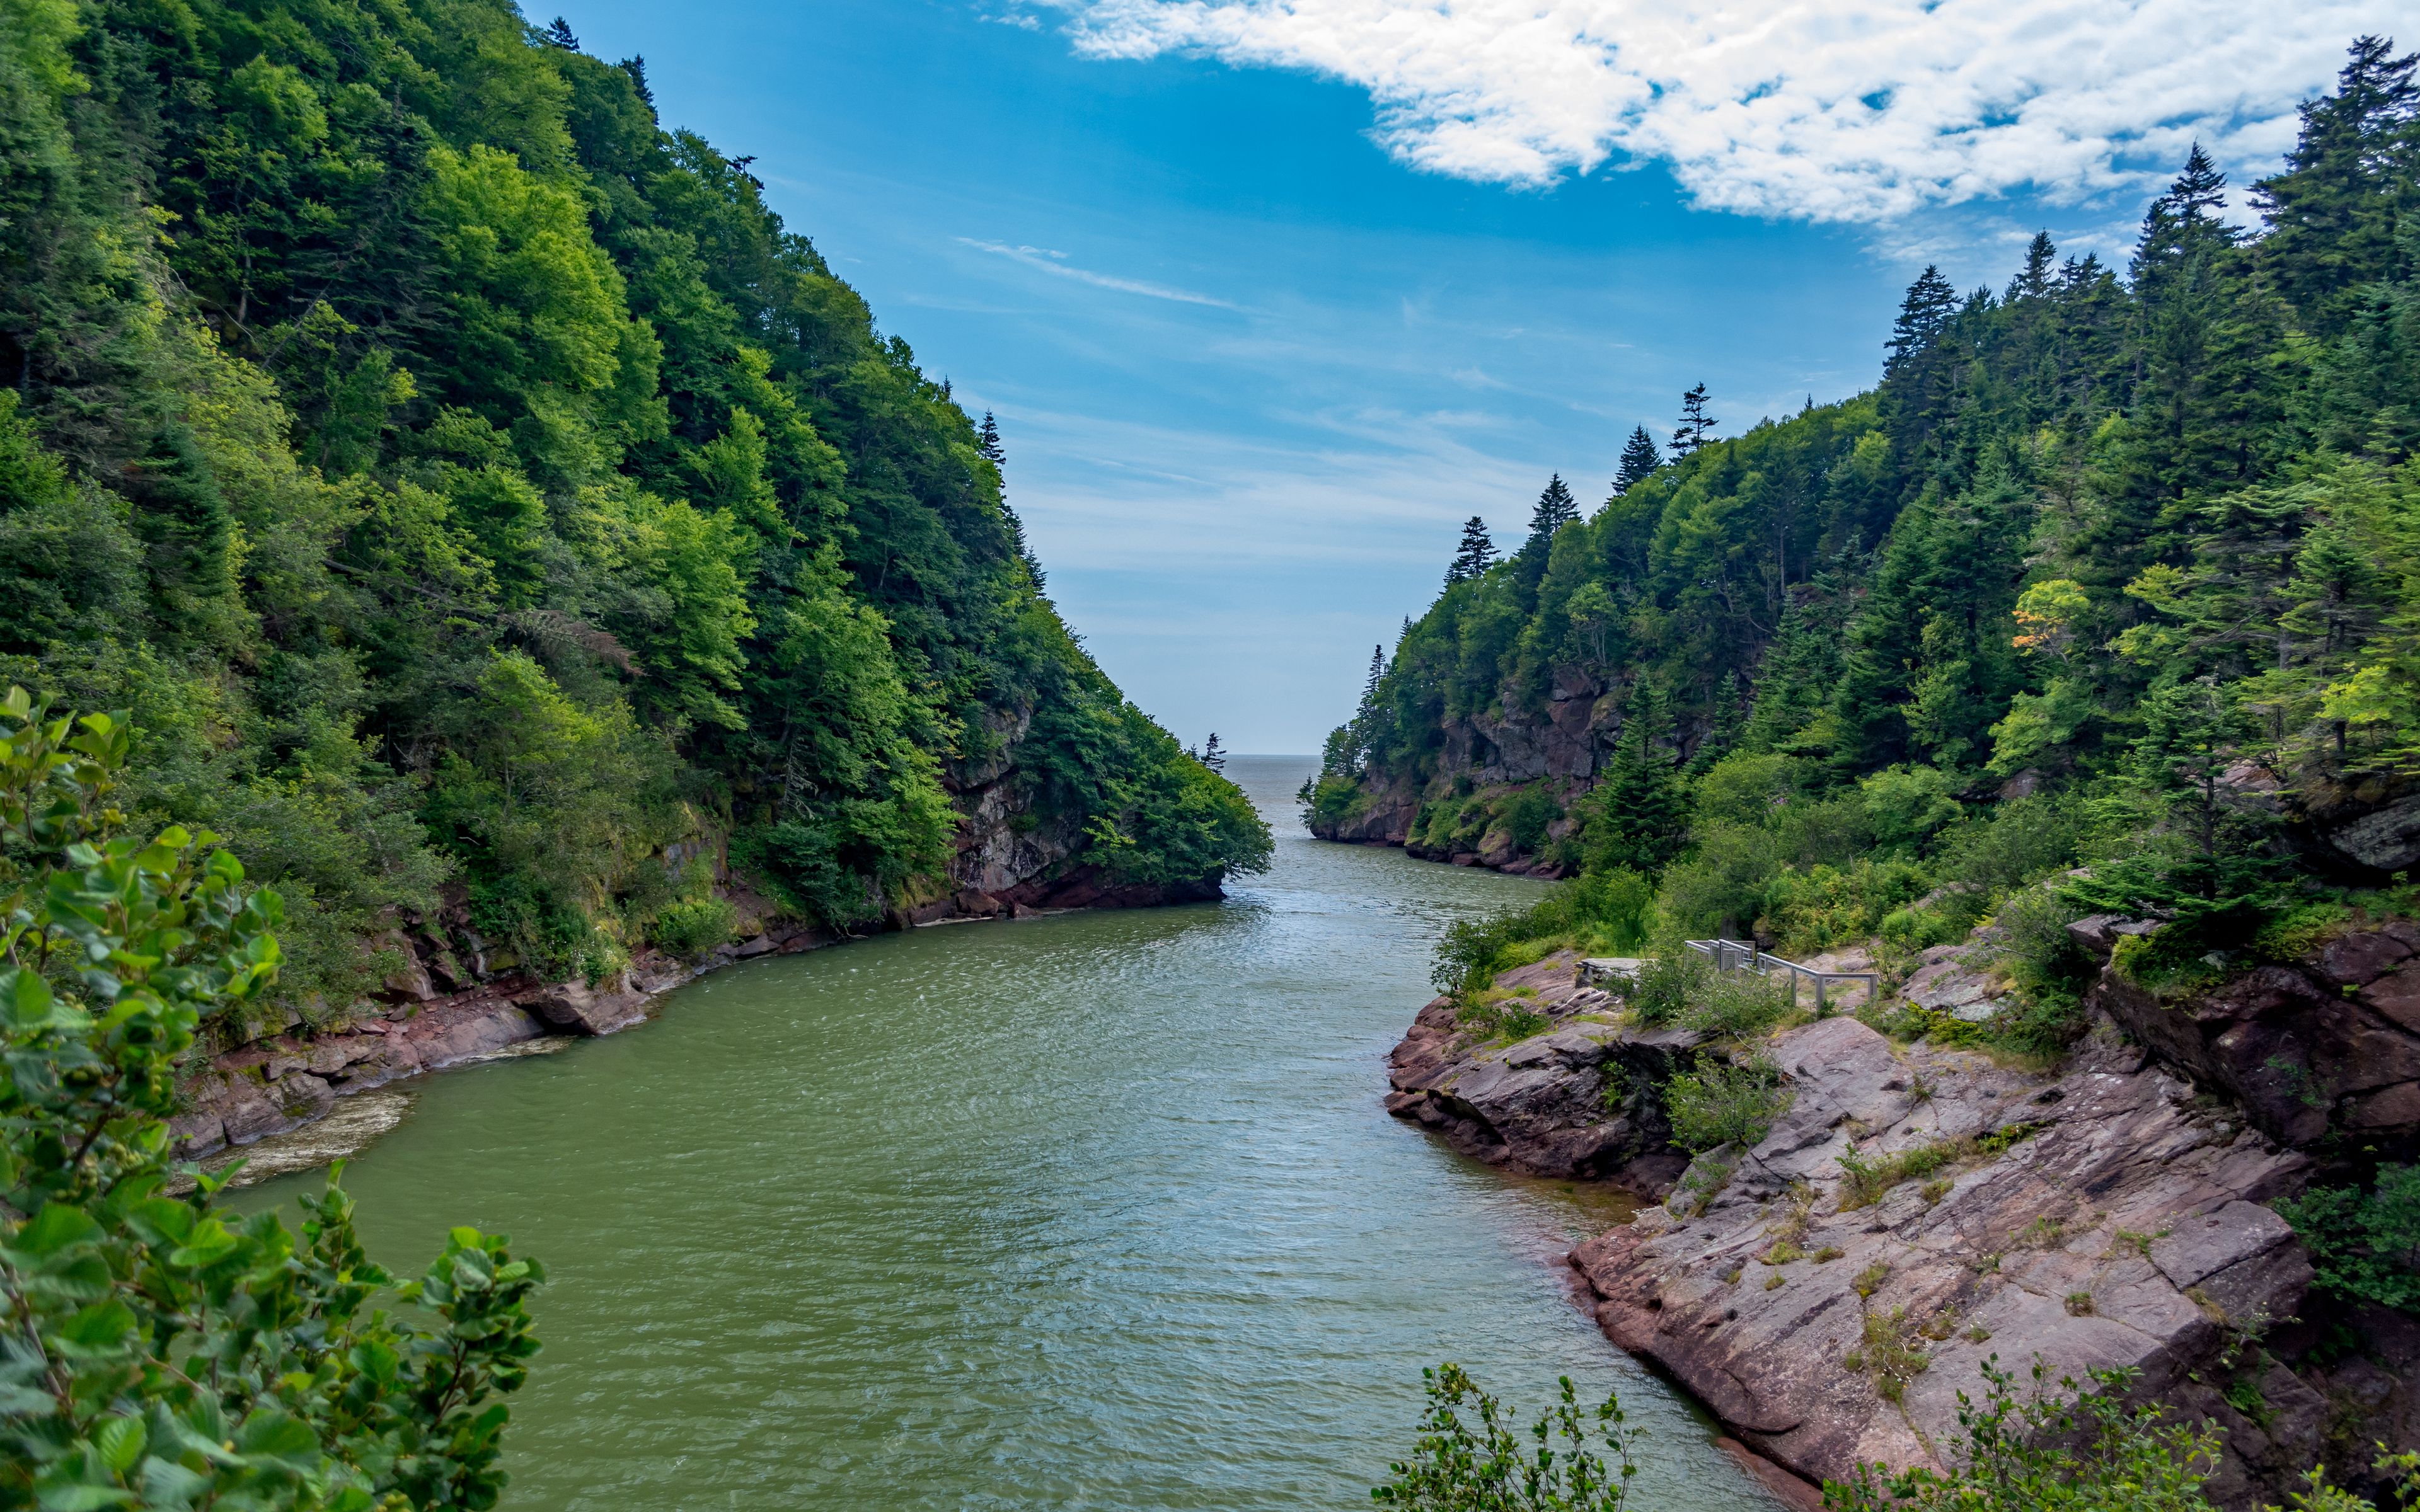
top-left (0, 0), bottom-right (1267, 1020)
top-left (1310, 37), bottom-right (2420, 1010)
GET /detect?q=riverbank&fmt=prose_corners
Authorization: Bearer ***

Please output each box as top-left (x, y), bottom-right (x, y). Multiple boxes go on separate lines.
top-left (229, 756), bottom-right (1790, 1511)
top-left (1385, 929), bottom-right (2420, 1508)
top-left (175, 873), bottom-right (1218, 1172)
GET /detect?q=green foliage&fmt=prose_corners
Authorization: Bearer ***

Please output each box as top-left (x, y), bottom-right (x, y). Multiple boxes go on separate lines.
top-left (0, 0), bottom-right (1269, 1016)
top-left (1836, 1124), bottom-right (2039, 1209)
top-left (0, 687), bottom-right (543, 1509)
top-left (1664, 1053), bottom-right (1792, 1152)
top-left (1428, 869), bottom-right (1656, 1002)
top-left (2275, 1165), bottom-right (2420, 1314)
top-left (650, 895), bottom-right (737, 959)
top-left (1372, 1364), bottom-right (1635, 1511)
top-left (1821, 1360), bottom-right (2221, 1512)
top-left (1317, 41), bottom-right (2420, 1017)
top-left (1623, 951), bottom-right (1706, 1028)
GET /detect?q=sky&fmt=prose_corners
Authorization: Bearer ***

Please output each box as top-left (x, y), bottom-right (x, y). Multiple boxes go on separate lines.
top-left (549, 0), bottom-right (2405, 753)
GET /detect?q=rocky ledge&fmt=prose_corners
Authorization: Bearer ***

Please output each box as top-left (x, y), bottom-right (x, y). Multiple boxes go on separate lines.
top-left (1386, 934), bottom-right (2420, 1508)
top-left (174, 941), bottom-right (764, 1159)
top-left (1385, 952), bottom-right (1695, 1194)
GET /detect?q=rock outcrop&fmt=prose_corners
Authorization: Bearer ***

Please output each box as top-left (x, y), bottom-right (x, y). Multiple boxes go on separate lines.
top-left (1385, 934), bottom-right (2420, 1508)
top-left (1569, 1016), bottom-right (2331, 1507)
top-left (2077, 917), bottom-right (2420, 1154)
top-left (1384, 953), bottom-right (1694, 1194)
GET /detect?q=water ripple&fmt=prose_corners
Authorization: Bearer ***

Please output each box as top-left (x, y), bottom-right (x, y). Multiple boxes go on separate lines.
top-left (241, 758), bottom-right (1783, 1511)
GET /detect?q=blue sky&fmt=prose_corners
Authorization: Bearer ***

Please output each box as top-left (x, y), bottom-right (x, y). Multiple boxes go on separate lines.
top-left (550, 0), bottom-right (2399, 752)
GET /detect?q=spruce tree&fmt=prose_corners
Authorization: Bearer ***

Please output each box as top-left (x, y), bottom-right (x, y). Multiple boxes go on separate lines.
top-left (1582, 684), bottom-right (1688, 875)
top-left (978, 411), bottom-right (1005, 465)
top-left (1884, 266), bottom-right (1959, 377)
top-left (1615, 426), bottom-right (1661, 492)
top-left (2254, 37), bottom-right (2420, 335)
top-left (1514, 474), bottom-right (1581, 598)
top-left (541, 16), bottom-right (579, 49)
top-left (125, 424), bottom-right (238, 649)
top-left (1200, 732), bottom-right (1227, 771)
top-left (621, 55), bottom-right (655, 110)
top-left (1350, 645), bottom-right (1390, 765)
top-left (1446, 517), bottom-right (1497, 585)
top-left (1671, 384), bottom-right (1716, 457)
top-left (1527, 473), bottom-right (1579, 544)
top-left (2010, 232), bottom-right (2057, 301)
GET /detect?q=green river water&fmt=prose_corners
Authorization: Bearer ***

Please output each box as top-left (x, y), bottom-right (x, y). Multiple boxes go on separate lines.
top-left (239, 755), bottom-right (1783, 1511)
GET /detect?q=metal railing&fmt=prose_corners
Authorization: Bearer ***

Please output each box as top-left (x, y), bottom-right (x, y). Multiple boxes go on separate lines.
top-left (1684, 938), bottom-right (1879, 1014)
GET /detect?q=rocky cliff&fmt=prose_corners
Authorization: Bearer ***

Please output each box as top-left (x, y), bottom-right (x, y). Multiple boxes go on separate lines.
top-left (1386, 931), bottom-right (2420, 1507)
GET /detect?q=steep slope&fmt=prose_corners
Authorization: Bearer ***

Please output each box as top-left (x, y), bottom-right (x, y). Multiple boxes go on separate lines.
top-left (0, 0), bottom-right (1268, 1039)
top-left (1307, 40), bottom-right (2420, 948)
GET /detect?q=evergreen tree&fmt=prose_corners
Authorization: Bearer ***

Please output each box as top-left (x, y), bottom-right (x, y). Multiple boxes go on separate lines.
top-left (1671, 384), bottom-right (1716, 457)
top-left (1615, 427), bottom-right (1661, 493)
top-left (1349, 644), bottom-right (1390, 765)
top-left (1885, 266), bottom-right (1960, 377)
top-left (124, 424), bottom-right (239, 651)
top-left (1446, 516), bottom-right (1497, 585)
top-left (1527, 473), bottom-right (1579, 544)
top-left (1200, 732), bottom-right (1226, 771)
top-left (1581, 684), bottom-right (1688, 874)
top-left (542, 16), bottom-right (580, 49)
top-left (2255, 37), bottom-right (2420, 335)
top-left (2010, 232), bottom-right (2057, 301)
top-left (1514, 474), bottom-right (1581, 598)
top-left (1691, 669), bottom-right (1748, 774)
top-left (622, 55), bottom-right (655, 110)
top-left (978, 410), bottom-right (1005, 465)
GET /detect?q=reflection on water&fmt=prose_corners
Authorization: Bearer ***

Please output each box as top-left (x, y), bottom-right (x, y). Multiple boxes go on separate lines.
top-left (239, 756), bottom-right (1781, 1510)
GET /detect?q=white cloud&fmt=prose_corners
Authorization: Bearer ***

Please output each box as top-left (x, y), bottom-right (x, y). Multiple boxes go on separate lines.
top-left (957, 237), bottom-right (1243, 307)
top-left (1049, 0), bottom-right (2400, 220)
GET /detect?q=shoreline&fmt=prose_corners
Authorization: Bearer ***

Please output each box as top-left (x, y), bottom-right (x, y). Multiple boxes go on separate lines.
top-left (175, 888), bottom-right (1214, 1181)
top-left (1383, 932), bottom-right (2420, 1510)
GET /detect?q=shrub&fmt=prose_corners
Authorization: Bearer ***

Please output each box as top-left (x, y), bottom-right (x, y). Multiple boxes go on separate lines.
top-left (1823, 1360), bottom-right (2221, 1512)
top-left (1934, 794), bottom-right (2083, 901)
top-left (1429, 867), bottom-right (1657, 1000)
top-left (1623, 951), bottom-right (1709, 1026)
top-left (1374, 1364), bottom-right (1635, 1511)
top-left (1695, 751), bottom-right (1802, 826)
top-left (1661, 821), bottom-right (1782, 938)
top-left (1502, 784), bottom-right (1561, 854)
top-left (652, 894), bottom-right (738, 958)
top-left (0, 688), bottom-right (544, 1509)
top-left (1664, 1052), bottom-right (1793, 1153)
top-left (2274, 1165), bottom-right (2420, 1314)
top-left (1860, 765), bottom-right (1964, 855)
top-left (1992, 885), bottom-right (2094, 1053)
top-left (1858, 1307), bottom-right (1932, 1401)
top-left (1765, 857), bottom-right (1930, 955)
top-left (1686, 967), bottom-right (1798, 1038)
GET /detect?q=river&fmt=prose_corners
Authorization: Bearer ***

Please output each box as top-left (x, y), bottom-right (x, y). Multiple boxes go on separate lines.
top-left (239, 755), bottom-right (1784, 1511)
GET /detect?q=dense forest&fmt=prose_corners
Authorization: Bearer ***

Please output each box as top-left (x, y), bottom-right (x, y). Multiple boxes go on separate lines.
top-left (0, 0), bottom-right (1267, 1020)
top-left (1310, 36), bottom-right (2420, 1040)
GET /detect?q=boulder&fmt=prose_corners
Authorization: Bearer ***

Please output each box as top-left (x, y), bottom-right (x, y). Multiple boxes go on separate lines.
top-left (2319, 793), bottom-right (2420, 873)
top-left (520, 979), bottom-right (648, 1036)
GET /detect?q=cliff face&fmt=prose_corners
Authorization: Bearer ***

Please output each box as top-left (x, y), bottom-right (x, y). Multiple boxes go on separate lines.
top-left (1386, 931), bottom-right (2420, 1508)
top-left (1305, 667), bottom-right (1639, 876)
